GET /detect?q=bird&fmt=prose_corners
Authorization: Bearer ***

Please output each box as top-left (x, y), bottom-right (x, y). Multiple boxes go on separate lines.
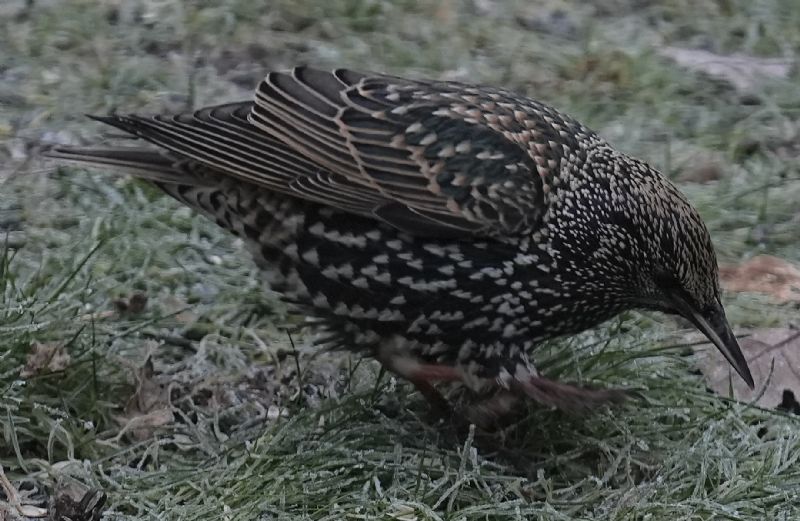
top-left (45, 66), bottom-right (754, 416)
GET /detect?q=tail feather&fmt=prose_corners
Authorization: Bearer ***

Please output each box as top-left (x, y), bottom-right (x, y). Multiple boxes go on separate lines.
top-left (42, 145), bottom-right (207, 186)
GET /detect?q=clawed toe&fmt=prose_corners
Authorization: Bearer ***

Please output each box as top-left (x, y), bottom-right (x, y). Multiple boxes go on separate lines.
top-left (387, 354), bottom-right (631, 426)
top-left (465, 391), bottom-right (520, 430)
top-left (512, 375), bottom-right (631, 412)
top-left (466, 377), bottom-right (632, 428)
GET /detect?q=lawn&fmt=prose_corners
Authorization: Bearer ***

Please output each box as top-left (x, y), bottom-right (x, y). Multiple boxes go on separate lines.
top-left (1, 0), bottom-right (799, 519)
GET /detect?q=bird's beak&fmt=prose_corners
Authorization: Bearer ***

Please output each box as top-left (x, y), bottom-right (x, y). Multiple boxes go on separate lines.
top-left (669, 292), bottom-right (755, 389)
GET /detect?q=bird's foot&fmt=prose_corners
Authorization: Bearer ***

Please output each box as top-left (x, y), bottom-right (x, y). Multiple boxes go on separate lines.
top-left (409, 376), bottom-right (453, 418)
top-left (465, 391), bottom-right (521, 430)
top-left (388, 355), bottom-right (631, 428)
top-left (384, 361), bottom-right (462, 419)
top-left (465, 377), bottom-right (632, 429)
top-left (511, 375), bottom-right (630, 412)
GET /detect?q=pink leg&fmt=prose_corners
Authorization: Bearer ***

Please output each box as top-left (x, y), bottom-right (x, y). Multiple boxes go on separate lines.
top-left (511, 375), bottom-right (630, 412)
top-left (467, 378), bottom-right (630, 429)
top-left (407, 376), bottom-right (452, 415)
top-left (379, 348), bottom-right (628, 419)
top-left (407, 363), bottom-right (463, 383)
top-left (378, 355), bottom-right (463, 414)
top-left (406, 364), bottom-right (464, 415)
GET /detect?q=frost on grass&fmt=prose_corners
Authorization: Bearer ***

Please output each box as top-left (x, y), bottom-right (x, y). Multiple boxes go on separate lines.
top-left (2, 0), bottom-right (800, 520)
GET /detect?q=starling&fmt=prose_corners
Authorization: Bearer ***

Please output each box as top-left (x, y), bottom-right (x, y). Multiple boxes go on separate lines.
top-left (45, 67), bottom-right (754, 413)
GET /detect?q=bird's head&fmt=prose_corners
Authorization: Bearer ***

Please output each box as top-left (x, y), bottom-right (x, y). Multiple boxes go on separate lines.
top-left (643, 209), bottom-right (754, 390)
top-left (553, 148), bottom-right (754, 388)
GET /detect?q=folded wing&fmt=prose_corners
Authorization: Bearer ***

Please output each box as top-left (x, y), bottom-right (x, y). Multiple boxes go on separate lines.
top-left (48, 67), bottom-right (595, 238)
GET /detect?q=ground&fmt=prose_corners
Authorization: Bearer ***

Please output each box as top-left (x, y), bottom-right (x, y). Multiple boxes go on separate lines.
top-left (1, 0), bottom-right (799, 519)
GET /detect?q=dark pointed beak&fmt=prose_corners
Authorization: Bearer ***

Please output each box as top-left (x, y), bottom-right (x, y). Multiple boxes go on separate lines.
top-left (670, 293), bottom-right (755, 389)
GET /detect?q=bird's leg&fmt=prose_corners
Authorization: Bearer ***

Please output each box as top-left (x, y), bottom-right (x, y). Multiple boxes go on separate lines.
top-left (403, 363), bottom-right (463, 415)
top-left (465, 368), bottom-right (631, 427)
top-left (377, 345), bottom-right (463, 415)
top-left (405, 375), bottom-right (452, 416)
top-left (511, 375), bottom-right (629, 412)
top-left (405, 363), bottom-right (463, 383)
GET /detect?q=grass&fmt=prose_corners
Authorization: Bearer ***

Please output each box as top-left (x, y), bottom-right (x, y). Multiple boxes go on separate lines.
top-left (1, 0), bottom-right (800, 519)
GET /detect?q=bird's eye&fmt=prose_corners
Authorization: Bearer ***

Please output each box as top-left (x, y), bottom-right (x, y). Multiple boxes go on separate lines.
top-left (653, 269), bottom-right (680, 291)
top-left (654, 270), bottom-right (701, 310)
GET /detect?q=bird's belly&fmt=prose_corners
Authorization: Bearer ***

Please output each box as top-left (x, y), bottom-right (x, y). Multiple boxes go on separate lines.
top-left (197, 185), bottom-right (611, 378)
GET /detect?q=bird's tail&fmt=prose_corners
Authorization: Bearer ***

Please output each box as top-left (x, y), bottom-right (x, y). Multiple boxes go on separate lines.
top-left (42, 144), bottom-right (207, 186)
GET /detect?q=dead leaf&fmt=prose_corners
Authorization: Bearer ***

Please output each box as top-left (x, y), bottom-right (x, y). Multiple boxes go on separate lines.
top-left (49, 482), bottom-right (106, 521)
top-left (112, 346), bottom-right (174, 441)
top-left (112, 291), bottom-right (148, 314)
top-left (20, 342), bottom-right (70, 378)
top-left (719, 255), bottom-right (800, 303)
top-left (660, 47), bottom-right (792, 92)
top-left (697, 328), bottom-right (800, 410)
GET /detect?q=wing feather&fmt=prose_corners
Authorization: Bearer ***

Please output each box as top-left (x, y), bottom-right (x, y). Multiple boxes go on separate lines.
top-left (50, 67), bottom-right (597, 238)
top-left (250, 67), bottom-right (557, 234)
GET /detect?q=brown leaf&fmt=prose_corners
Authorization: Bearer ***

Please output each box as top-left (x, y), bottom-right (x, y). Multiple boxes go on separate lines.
top-left (719, 255), bottom-right (800, 303)
top-left (112, 346), bottom-right (174, 441)
top-left (697, 328), bottom-right (800, 410)
top-left (49, 482), bottom-right (106, 521)
top-left (20, 342), bottom-right (70, 378)
top-left (112, 291), bottom-right (148, 314)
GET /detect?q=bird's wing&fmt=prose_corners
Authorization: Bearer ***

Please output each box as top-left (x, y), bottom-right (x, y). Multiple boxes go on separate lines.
top-left (50, 67), bottom-right (597, 237)
top-left (251, 67), bottom-right (596, 236)
top-left (66, 102), bottom-right (387, 217)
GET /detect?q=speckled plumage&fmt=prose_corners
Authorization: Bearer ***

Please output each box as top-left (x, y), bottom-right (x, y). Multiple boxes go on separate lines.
top-left (46, 67), bottom-right (753, 412)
